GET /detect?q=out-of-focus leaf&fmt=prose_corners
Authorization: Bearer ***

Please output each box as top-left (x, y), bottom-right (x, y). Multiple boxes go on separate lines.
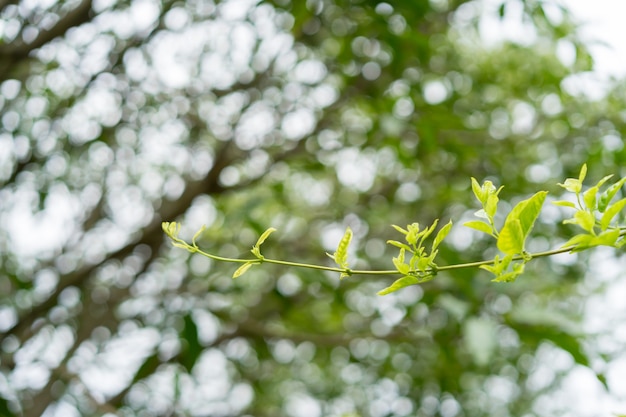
top-left (463, 317), bottom-right (497, 366)
top-left (179, 313), bottom-right (203, 373)
top-left (131, 352), bottom-right (161, 385)
top-left (0, 396), bottom-right (16, 417)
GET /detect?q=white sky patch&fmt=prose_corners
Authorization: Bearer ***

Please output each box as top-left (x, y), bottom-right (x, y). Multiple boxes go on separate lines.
top-left (6, 184), bottom-right (81, 257)
top-left (565, 0), bottom-right (626, 77)
top-left (469, 0), bottom-right (626, 99)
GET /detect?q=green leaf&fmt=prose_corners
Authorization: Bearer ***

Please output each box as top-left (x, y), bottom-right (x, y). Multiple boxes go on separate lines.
top-left (562, 233), bottom-right (595, 251)
top-left (485, 193), bottom-right (500, 219)
top-left (162, 221), bottom-right (180, 238)
top-left (558, 178), bottom-right (582, 193)
top-left (386, 240), bottom-right (412, 251)
top-left (578, 163), bottom-right (587, 183)
top-left (564, 210), bottom-right (596, 233)
top-left (331, 227), bottom-right (353, 268)
top-left (552, 200), bottom-right (576, 208)
top-left (497, 191), bottom-right (547, 255)
top-left (471, 177), bottom-right (484, 203)
top-left (253, 227), bottom-right (277, 252)
top-left (592, 228), bottom-right (621, 247)
top-left (480, 254), bottom-right (511, 275)
top-left (417, 251), bottom-right (436, 271)
top-left (491, 262), bottom-right (524, 282)
top-left (378, 274), bottom-right (432, 295)
top-left (600, 198), bottom-right (626, 230)
top-left (463, 220), bottom-right (494, 236)
top-left (561, 229), bottom-right (620, 251)
top-left (391, 224), bottom-right (408, 235)
top-left (233, 262), bottom-right (254, 278)
top-left (432, 220), bottom-right (453, 251)
top-left (599, 177), bottom-right (626, 212)
top-left (498, 219), bottom-right (524, 254)
top-left (420, 220), bottom-right (439, 244)
top-left (595, 174), bottom-right (614, 189)
top-left (583, 186), bottom-right (598, 211)
top-left (192, 224), bottom-right (206, 247)
top-left (405, 223), bottom-right (421, 245)
top-left (557, 164), bottom-right (587, 194)
top-left (392, 248), bottom-right (409, 275)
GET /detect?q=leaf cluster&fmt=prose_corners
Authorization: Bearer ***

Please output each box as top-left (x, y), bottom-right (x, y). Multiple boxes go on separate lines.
top-left (379, 220), bottom-right (452, 295)
top-left (554, 164), bottom-right (626, 251)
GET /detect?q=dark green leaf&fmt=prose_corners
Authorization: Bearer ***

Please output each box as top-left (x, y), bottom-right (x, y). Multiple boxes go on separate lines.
top-left (179, 314), bottom-right (203, 373)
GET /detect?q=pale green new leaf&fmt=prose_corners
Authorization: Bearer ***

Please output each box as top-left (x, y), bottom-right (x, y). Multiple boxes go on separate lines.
top-left (331, 227), bottom-right (352, 269)
top-left (480, 254), bottom-right (510, 275)
top-left (497, 191), bottom-right (547, 255)
top-left (595, 174), bottom-right (614, 190)
top-left (600, 198), bottom-right (626, 230)
top-left (391, 224), bottom-right (408, 235)
top-left (405, 223), bottom-right (421, 245)
top-left (552, 200), bottom-right (576, 209)
top-left (485, 193), bottom-right (500, 219)
top-left (254, 227), bottom-right (277, 250)
top-left (599, 177), bottom-right (626, 212)
top-left (392, 248), bottom-right (409, 275)
top-left (463, 220), bottom-right (494, 236)
top-left (471, 177), bottom-right (484, 203)
top-left (562, 229), bottom-right (620, 251)
top-left (583, 186), bottom-right (598, 211)
top-left (432, 220), bottom-right (453, 251)
top-left (564, 210), bottom-right (595, 233)
top-left (420, 219), bottom-right (439, 244)
top-left (491, 271), bottom-right (521, 283)
top-left (233, 262), bottom-right (254, 278)
top-left (558, 178), bottom-right (582, 193)
top-left (593, 228), bottom-right (621, 247)
top-left (417, 252), bottom-right (436, 272)
top-left (578, 163), bottom-right (587, 183)
top-left (497, 218), bottom-right (524, 255)
top-left (386, 240), bottom-right (412, 252)
top-left (562, 233), bottom-right (593, 251)
top-left (557, 164), bottom-right (587, 194)
top-left (378, 274), bottom-right (433, 295)
top-left (162, 221), bottom-right (181, 239)
top-left (192, 225), bottom-right (206, 247)
top-left (251, 227), bottom-right (277, 258)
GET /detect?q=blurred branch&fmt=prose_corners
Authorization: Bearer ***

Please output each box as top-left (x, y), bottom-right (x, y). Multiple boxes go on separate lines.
top-left (0, 0), bottom-right (19, 11)
top-left (22, 303), bottom-right (118, 417)
top-left (0, 0), bottom-right (93, 59)
top-left (0, 143), bottom-right (237, 346)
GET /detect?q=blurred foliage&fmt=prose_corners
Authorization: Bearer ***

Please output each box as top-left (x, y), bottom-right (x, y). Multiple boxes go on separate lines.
top-left (1, 0), bottom-right (626, 416)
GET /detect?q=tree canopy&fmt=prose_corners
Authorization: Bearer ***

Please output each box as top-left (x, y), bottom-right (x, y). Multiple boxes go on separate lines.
top-left (1, 0), bottom-right (626, 416)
